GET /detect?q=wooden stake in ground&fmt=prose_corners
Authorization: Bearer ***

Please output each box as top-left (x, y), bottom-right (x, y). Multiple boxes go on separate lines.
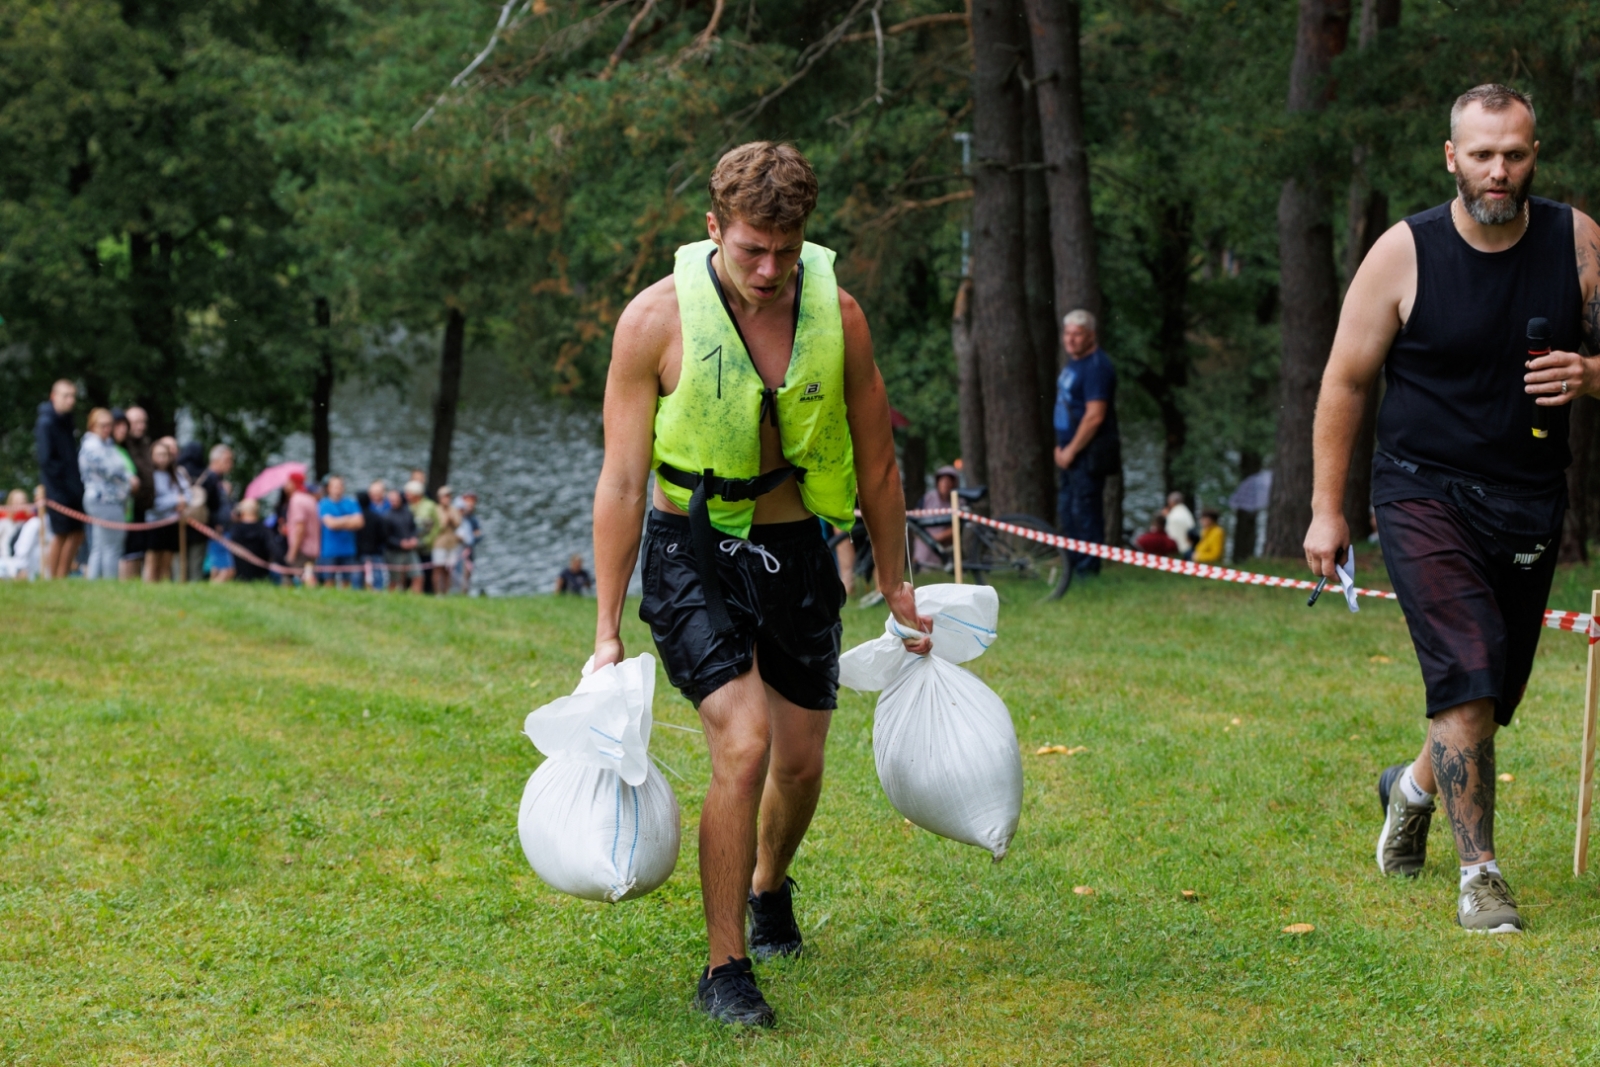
top-left (1576, 588), bottom-right (1600, 876)
top-left (34, 486), bottom-right (49, 577)
top-left (951, 489), bottom-right (963, 584)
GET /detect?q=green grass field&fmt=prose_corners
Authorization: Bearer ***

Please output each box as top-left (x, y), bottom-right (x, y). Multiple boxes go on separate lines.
top-left (7, 559), bottom-right (1600, 1065)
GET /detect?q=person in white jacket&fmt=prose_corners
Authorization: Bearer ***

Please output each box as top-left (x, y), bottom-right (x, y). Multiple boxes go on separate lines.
top-left (1163, 491), bottom-right (1196, 558)
top-left (79, 407), bottom-right (138, 580)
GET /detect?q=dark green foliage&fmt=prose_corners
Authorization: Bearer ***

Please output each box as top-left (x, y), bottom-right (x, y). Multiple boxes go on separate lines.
top-left (0, 0), bottom-right (345, 482)
top-left (6, 0), bottom-right (1600, 514)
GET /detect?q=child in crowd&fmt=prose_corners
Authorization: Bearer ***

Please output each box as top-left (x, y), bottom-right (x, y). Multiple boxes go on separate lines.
top-left (1134, 515), bottom-right (1178, 557)
top-left (1193, 509), bottom-right (1225, 564)
top-left (555, 554), bottom-right (592, 595)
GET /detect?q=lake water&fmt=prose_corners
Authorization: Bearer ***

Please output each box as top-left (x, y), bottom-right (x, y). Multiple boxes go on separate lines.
top-left (275, 361), bottom-right (607, 598)
top-left (270, 358), bottom-right (1228, 597)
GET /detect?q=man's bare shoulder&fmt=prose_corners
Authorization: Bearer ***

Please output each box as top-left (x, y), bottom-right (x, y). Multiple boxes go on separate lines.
top-left (1347, 220), bottom-right (1416, 301)
top-left (1573, 208), bottom-right (1600, 275)
top-left (1364, 219), bottom-right (1416, 270)
top-left (837, 286), bottom-right (871, 347)
top-left (611, 274), bottom-right (680, 381)
top-left (617, 275), bottom-right (680, 343)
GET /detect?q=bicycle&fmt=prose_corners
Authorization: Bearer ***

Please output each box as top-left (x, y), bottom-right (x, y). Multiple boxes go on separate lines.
top-left (828, 485), bottom-right (1072, 601)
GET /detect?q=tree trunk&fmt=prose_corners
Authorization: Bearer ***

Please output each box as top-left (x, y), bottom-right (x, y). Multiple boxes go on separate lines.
top-left (970, 0), bottom-right (1052, 518)
top-left (1339, 0), bottom-right (1399, 543)
top-left (1562, 396), bottom-right (1599, 563)
top-left (1263, 0), bottom-right (1351, 557)
top-left (1103, 472), bottom-right (1123, 547)
top-left (427, 306), bottom-right (466, 496)
top-left (1233, 449), bottom-right (1262, 562)
top-left (1023, 95), bottom-right (1061, 511)
top-left (1022, 0), bottom-right (1098, 321)
top-left (953, 278), bottom-right (987, 491)
top-left (1135, 202), bottom-right (1194, 496)
top-left (902, 434), bottom-right (928, 510)
top-left (129, 231), bottom-right (181, 437)
top-left (312, 297), bottom-right (334, 481)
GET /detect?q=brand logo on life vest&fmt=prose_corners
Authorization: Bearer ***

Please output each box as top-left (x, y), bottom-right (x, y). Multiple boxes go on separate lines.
top-left (799, 381), bottom-right (824, 402)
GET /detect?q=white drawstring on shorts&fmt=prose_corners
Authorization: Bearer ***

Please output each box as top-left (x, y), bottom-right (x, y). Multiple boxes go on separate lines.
top-left (719, 538), bottom-right (782, 573)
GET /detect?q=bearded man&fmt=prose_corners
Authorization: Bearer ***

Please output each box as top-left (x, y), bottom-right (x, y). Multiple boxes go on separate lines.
top-left (591, 142), bottom-right (931, 1025)
top-left (1305, 84), bottom-right (1600, 933)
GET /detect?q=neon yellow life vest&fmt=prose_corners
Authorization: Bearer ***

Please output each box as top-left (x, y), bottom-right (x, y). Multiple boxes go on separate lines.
top-left (653, 239), bottom-right (857, 538)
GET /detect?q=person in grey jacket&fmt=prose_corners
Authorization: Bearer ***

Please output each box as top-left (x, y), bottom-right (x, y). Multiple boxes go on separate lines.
top-left (79, 407), bottom-right (138, 579)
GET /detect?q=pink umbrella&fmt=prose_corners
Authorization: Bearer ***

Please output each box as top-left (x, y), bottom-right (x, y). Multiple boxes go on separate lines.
top-left (245, 461), bottom-right (306, 501)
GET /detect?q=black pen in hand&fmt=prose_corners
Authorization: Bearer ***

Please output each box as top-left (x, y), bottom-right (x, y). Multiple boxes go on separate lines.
top-left (1306, 576), bottom-right (1329, 607)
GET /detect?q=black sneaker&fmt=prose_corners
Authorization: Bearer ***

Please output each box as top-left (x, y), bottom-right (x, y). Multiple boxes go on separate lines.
top-left (694, 956), bottom-right (775, 1027)
top-left (748, 877), bottom-right (803, 961)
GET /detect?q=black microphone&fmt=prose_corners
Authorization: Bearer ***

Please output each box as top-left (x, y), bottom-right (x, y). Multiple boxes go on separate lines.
top-left (1530, 317), bottom-right (1551, 439)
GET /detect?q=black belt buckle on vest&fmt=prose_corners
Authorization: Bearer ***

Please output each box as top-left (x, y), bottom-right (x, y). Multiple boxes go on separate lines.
top-left (657, 463), bottom-right (807, 636)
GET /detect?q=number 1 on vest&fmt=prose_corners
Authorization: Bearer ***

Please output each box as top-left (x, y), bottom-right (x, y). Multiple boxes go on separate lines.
top-left (702, 345), bottom-right (723, 399)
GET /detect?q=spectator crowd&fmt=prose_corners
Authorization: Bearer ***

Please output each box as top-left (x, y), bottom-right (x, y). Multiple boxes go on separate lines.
top-left (3, 380), bottom-right (483, 592)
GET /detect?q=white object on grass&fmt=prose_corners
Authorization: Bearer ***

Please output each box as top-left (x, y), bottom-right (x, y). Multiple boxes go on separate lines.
top-left (518, 654), bottom-right (681, 902)
top-left (839, 584), bottom-right (1021, 860)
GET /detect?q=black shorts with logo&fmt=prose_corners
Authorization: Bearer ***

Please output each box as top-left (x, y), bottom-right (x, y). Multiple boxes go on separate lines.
top-left (639, 510), bottom-right (845, 710)
top-left (1376, 497), bottom-right (1560, 725)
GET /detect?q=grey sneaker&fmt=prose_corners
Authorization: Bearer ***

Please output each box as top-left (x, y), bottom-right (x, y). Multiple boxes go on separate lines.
top-left (1458, 872), bottom-right (1523, 934)
top-left (1376, 763), bottom-right (1433, 877)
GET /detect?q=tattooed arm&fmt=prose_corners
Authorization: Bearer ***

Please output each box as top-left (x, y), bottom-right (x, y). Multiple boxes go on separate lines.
top-left (1524, 208), bottom-right (1600, 403)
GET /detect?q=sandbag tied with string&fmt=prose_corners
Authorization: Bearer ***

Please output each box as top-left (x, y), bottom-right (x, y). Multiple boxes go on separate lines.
top-left (839, 584), bottom-right (1022, 861)
top-left (518, 653), bottom-right (681, 902)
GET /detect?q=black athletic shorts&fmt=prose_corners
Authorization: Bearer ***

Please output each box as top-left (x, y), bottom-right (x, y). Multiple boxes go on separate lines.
top-left (639, 510), bottom-right (844, 710)
top-left (46, 493), bottom-right (84, 537)
top-left (1376, 497), bottom-right (1560, 725)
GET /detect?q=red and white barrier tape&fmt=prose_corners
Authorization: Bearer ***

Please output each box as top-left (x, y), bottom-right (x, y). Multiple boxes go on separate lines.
top-left (43, 498), bottom-right (179, 531)
top-left (184, 518), bottom-right (429, 577)
top-left (912, 506), bottom-right (1600, 642)
top-left (30, 500), bottom-right (433, 578)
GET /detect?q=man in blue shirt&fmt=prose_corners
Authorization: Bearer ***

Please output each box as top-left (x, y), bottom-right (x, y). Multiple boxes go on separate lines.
top-left (317, 475), bottom-right (364, 588)
top-left (1053, 309), bottom-right (1121, 576)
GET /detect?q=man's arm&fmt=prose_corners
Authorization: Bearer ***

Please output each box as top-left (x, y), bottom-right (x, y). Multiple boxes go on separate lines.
top-left (1054, 400), bottom-right (1106, 469)
top-left (287, 510), bottom-right (304, 560)
top-left (1304, 221), bottom-right (1412, 579)
top-left (840, 289), bottom-right (932, 654)
top-left (591, 279), bottom-right (676, 667)
top-left (1525, 209), bottom-right (1600, 403)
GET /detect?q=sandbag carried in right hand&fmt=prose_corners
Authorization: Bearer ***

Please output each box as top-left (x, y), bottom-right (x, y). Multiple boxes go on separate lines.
top-left (517, 653), bottom-right (681, 902)
top-left (839, 585), bottom-right (1022, 860)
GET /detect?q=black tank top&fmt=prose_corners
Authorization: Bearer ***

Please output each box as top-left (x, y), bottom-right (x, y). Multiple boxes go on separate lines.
top-left (1373, 195), bottom-right (1583, 504)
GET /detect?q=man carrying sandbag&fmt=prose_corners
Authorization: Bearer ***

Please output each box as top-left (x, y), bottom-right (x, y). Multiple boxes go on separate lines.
top-left (591, 141), bottom-right (931, 1027)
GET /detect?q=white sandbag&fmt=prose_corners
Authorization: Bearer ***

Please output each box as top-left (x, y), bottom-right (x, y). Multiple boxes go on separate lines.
top-left (518, 654), bottom-right (681, 901)
top-left (517, 757), bottom-right (680, 901)
top-left (840, 583), bottom-right (1021, 860)
top-left (840, 583), bottom-right (1001, 690)
top-left (872, 654), bottom-right (1022, 859)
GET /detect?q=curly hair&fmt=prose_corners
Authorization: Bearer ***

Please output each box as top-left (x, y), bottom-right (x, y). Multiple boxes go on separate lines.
top-left (708, 142), bottom-right (819, 232)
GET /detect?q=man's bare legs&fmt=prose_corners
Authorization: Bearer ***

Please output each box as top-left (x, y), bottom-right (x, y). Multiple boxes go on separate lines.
top-left (47, 531), bottom-right (83, 578)
top-left (696, 667), bottom-right (774, 968)
top-left (695, 657), bottom-right (831, 967)
top-left (753, 684), bottom-right (830, 894)
top-left (1408, 697), bottom-right (1498, 864)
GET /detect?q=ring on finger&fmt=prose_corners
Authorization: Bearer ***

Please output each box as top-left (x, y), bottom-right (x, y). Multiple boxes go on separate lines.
top-left (1563, 379), bottom-right (1571, 395)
